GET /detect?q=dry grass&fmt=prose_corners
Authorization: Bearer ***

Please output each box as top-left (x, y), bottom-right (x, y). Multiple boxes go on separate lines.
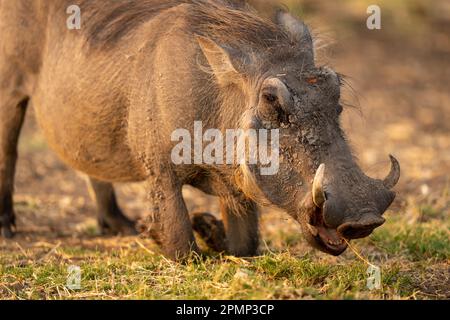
top-left (0, 207), bottom-right (448, 299)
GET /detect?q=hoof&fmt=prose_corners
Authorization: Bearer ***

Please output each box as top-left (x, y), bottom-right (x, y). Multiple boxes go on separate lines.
top-left (1, 224), bottom-right (15, 239)
top-left (0, 212), bottom-right (16, 239)
top-left (98, 215), bottom-right (138, 236)
top-left (192, 212), bottom-right (227, 252)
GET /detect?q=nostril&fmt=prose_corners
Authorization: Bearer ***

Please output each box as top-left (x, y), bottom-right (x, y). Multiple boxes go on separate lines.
top-left (337, 218), bottom-right (385, 239)
top-left (338, 225), bottom-right (374, 239)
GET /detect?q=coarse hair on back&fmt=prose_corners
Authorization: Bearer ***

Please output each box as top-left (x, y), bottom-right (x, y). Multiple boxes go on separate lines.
top-left (187, 0), bottom-right (293, 50)
top-left (76, 0), bottom-right (296, 51)
top-left (77, 0), bottom-right (184, 46)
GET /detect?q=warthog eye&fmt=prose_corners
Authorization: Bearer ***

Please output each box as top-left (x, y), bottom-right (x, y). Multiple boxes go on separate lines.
top-left (306, 77), bottom-right (318, 85)
top-left (263, 92), bottom-right (277, 103)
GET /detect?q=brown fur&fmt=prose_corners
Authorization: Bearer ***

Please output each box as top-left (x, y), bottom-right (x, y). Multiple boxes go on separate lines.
top-left (0, 0), bottom-right (398, 259)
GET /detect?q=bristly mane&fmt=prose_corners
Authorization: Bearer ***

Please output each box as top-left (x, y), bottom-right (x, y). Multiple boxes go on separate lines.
top-left (78, 0), bottom-right (294, 50)
top-left (78, 0), bottom-right (184, 46)
top-left (187, 0), bottom-right (292, 49)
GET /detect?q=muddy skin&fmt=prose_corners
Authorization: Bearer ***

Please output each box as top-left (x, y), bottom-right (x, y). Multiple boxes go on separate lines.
top-left (0, 0), bottom-right (399, 260)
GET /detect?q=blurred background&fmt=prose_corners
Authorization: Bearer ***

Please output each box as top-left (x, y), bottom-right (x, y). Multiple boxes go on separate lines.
top-left (273, 0), bottom-right (450, 204)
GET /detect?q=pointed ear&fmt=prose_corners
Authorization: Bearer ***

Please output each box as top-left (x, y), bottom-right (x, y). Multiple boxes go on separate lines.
top-left (196, 36), bottom-right (242, 86)
top-left (276, 10), bottom-right (313, 53)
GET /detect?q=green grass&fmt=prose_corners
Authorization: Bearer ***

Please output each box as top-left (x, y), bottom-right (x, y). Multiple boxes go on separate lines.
top-left (369, 217), bottom-right (449, 261)
top-left (1, 186), bottom-right (448, 300)
top-left (1, 203), bottom-right (448, 300)
top-left (0, 248), bottom-right (421, 300)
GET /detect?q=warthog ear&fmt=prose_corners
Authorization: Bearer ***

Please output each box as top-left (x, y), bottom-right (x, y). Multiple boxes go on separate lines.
top-left (276, 10), bottom-right (313, 54)
top-left (196, 36), bottom-right (244, 86)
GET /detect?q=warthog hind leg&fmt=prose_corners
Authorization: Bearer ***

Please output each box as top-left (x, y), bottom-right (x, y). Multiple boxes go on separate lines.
top-left (192, 196), bottom-right (259, 257)
top-left (0, 94), bottom-right (28, 238)
top-left (87, 177), bottom-right (137, 236)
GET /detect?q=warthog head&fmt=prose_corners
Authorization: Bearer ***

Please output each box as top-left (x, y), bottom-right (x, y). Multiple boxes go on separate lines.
top-left (197, 9), bottom-right (400, 255)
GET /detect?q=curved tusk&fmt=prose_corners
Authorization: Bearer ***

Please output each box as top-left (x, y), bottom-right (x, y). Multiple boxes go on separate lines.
top-left (312, 163), bottom-right (326, 207)
top-left (383, 155), bottom-right (401, 189)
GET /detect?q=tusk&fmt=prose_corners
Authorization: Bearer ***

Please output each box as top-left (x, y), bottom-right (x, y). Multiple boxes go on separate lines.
top-left (306, 223), bottom-right (318, 236)
top-left (312, 163), bottom-right (326, 207)
top-left (383, 155), bottom-right (401, 189)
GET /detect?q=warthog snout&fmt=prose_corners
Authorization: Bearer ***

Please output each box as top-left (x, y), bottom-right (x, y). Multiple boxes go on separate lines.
top-left (302, 155), bottom-right (400, 255)
top-left (337, 214), bottom-right (386, 240)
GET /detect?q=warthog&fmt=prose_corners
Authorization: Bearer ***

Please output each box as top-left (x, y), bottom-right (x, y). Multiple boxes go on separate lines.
top-left (0, 0), bottom-right (399, 260)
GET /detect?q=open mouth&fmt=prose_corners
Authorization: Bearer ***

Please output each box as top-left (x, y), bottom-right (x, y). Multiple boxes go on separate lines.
top-left (305, 205), bottom-right (348, 256)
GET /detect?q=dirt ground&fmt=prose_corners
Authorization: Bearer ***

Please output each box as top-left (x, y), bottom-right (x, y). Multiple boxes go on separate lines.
top-left (0, 0), bottom-right (448, 299)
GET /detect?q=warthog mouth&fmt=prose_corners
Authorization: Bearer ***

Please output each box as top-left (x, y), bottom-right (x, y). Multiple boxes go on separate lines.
top-left (305, 204), bottom-right (348, 256)
top-left (299, 164), bottom-right (348, 256)
top-left (300, 156), bottom-right (399, 256)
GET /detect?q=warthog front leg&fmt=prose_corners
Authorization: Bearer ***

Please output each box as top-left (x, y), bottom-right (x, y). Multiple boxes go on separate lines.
top-left (145, 174), bottom-right (199, 260)
top-left (192, 196), bottom-right (259, 257)
top-left (86, 177), bottom-right (137, 236)
top-left (0, 93), bottom-right (28, 238)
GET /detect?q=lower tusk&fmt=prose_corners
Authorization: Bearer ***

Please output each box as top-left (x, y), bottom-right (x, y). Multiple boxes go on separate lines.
top-left (307, 223), bottom-right (318, 236)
